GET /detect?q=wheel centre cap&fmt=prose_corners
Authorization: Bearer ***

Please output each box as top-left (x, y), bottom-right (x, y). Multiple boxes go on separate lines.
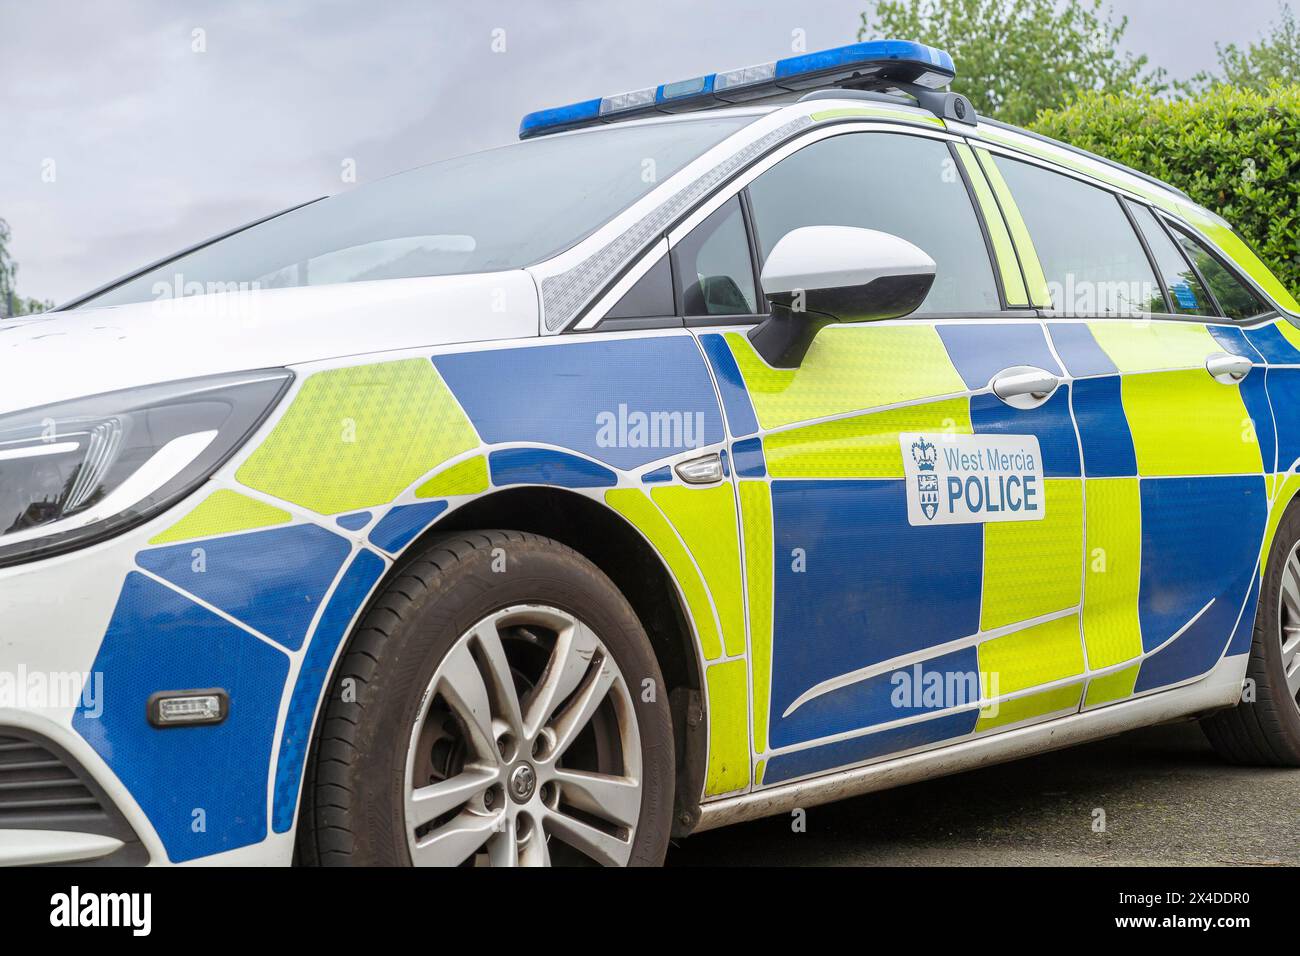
top-left (508, 763), bottom-right (537, 803)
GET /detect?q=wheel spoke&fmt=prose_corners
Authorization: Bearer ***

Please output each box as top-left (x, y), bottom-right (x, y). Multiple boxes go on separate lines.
top-left (1283, 554), bottom-right (1300, 621)
top-left (523, 620), bottom-right (601, 739)
top-left (468, 620), bottom-right (525, 736)
top-left (411, 809), bottom-right (503, 867)
top-left (548, 657), bottom-right (617, 760)
top-left (486, 816), bottom-right (518, 867)
top-left (1287, 656), bottom-right (1300, 698)
top-left (544, 807), bottom-right (633, 867)
top-left (436, 642), bottom-right (498, 761)
top-left (552, 768), bottom-right (641, 829)
top-left (519, 827), bottom-right (551, 867)
top-left (1283, 627), bottom-right (1300, 664)
top-left (407, 767), bottom-right (497, 829)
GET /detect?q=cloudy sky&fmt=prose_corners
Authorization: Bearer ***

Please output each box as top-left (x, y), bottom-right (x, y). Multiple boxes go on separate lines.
top-left (1, 0), bottom-right (1294, 304)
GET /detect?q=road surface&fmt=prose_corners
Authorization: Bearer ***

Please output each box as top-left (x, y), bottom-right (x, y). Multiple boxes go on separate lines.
top-left (668, 720), bottom-right (1300, 866)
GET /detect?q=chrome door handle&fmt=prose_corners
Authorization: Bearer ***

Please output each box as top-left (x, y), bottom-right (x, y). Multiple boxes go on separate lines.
top-left (1206, 352), bottom-right (1253, 383)
top-left (992, 367), bottom-right (1060, 407)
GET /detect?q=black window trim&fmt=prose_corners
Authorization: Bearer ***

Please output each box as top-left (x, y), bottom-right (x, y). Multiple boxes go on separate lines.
top-left (1141, 202), bottom-right (1226, 318)
top-left (1118, 196), bottom-right (1175, 316)
top-left (738, 186), bottom-right (766, 310)
top-left (1160, 215), bottom-right (1276, 325)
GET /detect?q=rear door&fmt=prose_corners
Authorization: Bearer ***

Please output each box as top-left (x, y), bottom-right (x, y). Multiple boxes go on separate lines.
top-left (985, 150), bottom-right (1271, 708)
top-left (685, 125), bottom-right (1091, 787)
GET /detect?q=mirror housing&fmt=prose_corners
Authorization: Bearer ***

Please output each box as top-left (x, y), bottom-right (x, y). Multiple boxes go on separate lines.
top-left (747, 226), bottom-right (936, 368)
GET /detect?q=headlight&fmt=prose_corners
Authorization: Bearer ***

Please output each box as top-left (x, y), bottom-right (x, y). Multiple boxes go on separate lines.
top-left (0, 369), bottom-right (292, 567)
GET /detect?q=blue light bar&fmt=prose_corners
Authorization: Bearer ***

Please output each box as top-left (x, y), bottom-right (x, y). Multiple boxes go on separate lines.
top-left (776, 39), bottom-right (953, 88)
top-left (519, 39), bottom-right (956, 139)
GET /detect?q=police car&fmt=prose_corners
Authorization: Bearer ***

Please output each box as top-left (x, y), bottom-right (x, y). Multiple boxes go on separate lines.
top-left (3, 39), bottom-right (1299, 867)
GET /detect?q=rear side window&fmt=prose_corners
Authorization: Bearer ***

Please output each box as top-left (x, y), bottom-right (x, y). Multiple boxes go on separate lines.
top-left (1126, 201), bottom-right (1212, 316)
top-left (673, 196), bottom-right (758, 316)
top-left (1171, 227), bottom-right (1269, 320)
top-left (746, 132), bottom-right (1000, 314)
top-left (993, 156), bottom-right (1161, 316)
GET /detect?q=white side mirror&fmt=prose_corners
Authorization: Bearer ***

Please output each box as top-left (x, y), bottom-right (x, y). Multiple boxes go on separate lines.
top-left (760, 225), bottom-right (936, 313)
top-left (749, 226), bottom-right (937, 367)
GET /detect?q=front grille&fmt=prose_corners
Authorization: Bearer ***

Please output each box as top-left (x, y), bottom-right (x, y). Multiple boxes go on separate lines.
top-left (0, 729), bottom-right (147, 864)
top-left (0, 734), bottom-right (104, 826)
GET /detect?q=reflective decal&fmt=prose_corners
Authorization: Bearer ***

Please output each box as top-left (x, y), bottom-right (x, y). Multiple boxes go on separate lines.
top-left (415, 455), bottom-right (489, 498)
top-left (976, 683), bottom-right (1082, 733)
top-left (980, 479), bottom-right (1083, 630)
top-left (704, 660), bottom-right (750, 796)
top-left (237, 359), bottom-right (478, 515)
top-left (367, 501), bottom-right (449, 554)
top-left (149, 489), bottom-right (291, 545)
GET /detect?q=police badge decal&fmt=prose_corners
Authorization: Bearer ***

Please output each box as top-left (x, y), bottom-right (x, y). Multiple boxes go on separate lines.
top-left (911, 436), bottom-right (940, 521)
top-left (899, 432), bottom-right (1045, 527)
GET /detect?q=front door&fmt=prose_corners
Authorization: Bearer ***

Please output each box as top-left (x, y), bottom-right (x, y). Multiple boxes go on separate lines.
top-left (695, 126), bottom-right (1091, 786)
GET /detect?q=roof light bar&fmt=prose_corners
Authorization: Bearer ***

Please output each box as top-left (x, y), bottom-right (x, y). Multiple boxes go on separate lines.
top-left (713, 61), bottom-right (778, 101)
top-left (519, 39), bottom-right (957, 139)
top-left (600, 86), bottom-right (657, 116)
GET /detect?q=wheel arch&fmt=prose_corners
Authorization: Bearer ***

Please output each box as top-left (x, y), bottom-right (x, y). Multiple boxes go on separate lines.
top-left (430, 488), bottom-right (707, 696)
top-left (1262, 474), bottom-right (1300, 575)
top-left (296, 486), bottom-right (711, 857)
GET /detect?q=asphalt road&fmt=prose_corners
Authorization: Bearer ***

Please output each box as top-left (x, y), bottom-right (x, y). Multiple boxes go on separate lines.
top-left (667, 720), bottom-right (1300, 866)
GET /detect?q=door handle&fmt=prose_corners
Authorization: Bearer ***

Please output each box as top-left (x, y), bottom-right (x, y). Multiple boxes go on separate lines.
top-left (992, 367), bottom-right (1060, 407)
top-left (1206, 352), bottom-right (1253, 383)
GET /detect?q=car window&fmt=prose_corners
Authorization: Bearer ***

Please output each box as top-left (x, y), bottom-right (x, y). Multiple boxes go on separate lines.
top-left (673, 196), bottom-right (757, 316)
top-left (993, 156), bottom-right (1162, 316)
top-left (1126, 201), bottom-right (1212, 317)
top-left (745, 132), bottom-right (1000, 314)
top-left (75, 116), bottom-right (753, 309)
top-left (604, 254), bottom-right (675, 320)
top-left (1170, 226), bottom-right (1270, 320)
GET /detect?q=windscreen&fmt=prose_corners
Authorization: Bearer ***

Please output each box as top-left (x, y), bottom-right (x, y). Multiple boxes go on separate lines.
top-left (77, 116), bottom-right (752, 309)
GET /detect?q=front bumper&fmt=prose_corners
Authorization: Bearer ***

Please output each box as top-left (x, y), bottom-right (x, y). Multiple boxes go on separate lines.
top-left (0, 502), bottom-right (297, 866)
top-left (0, 727), bottom-right (146, 865)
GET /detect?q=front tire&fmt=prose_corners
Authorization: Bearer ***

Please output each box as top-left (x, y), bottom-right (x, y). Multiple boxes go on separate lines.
top-left (303, 531), bottom-right (674, 866)
top-left (1201, 506), bottom-right (1300, 766)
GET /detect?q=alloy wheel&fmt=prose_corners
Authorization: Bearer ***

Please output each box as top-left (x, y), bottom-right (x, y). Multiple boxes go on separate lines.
top-left (403, 605), bottom-right (642, 866)
top-left (1278, 542), bottom-right (1300, 706)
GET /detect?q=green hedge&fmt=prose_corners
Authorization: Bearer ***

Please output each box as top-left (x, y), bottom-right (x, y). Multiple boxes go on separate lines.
top-left (1029, 85), bottom-right (1300, 299)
